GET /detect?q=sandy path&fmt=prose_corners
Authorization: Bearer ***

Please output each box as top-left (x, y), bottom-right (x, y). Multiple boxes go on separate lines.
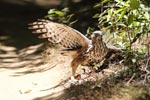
top-left (0, 43), bottom-right (73, 100)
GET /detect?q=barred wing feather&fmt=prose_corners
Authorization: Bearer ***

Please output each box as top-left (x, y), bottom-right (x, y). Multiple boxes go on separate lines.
top-left (29, 19), bottom-right (91, 52)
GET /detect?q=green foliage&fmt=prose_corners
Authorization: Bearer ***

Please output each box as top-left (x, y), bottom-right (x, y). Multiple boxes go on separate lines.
top-left (130, 0), bottom-right (140, 9)
top-left (45, 8), bottom-right (77, 26)
top-left (86, 27), bottom-right (95, 37)
top-left (99, 0), bottom-right (150, 52)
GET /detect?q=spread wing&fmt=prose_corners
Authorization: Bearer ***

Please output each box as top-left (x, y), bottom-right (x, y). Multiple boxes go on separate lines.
top-left (28, 19), bottom-right (91, 53)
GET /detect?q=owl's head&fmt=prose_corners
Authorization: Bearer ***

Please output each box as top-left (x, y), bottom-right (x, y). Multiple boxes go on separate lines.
top-left (91, 31), bottom-right (103, 43)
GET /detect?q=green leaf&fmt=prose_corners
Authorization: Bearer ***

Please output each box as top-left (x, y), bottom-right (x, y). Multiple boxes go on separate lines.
top-left (66, 14), bottom-right (75, 22)
top-left (132, 21), bottom-right (140, 26)
top-left (62, 8), bottom-right (69, 13)
top-left (45, 14), bottom-right (56, 18)
top-left (144, 12), bottom-right (150, 20)
top-left (94, 0), bottom-right (110, 8)
top-left (92, 13), bottom-right (100, 18)
top-left (116, 23), bottom-right (127, 27)
top-left (114, 8), bottom-right (123, 15)
top-left (148, 24), bottom-right (150, 31)
top-left (128, 13), bottom-right (134, 25)
top-left (125, 42), bottom-right (130, 48)
top-left (48, 9), bottom-right (55, 14)
top-left (130, 0), bottom-right (140, 9)
top-left (54, 11), bottom-right (65, 16)
top-left (117, 7), bottom-right (128, 20)
top-left (119, 9), bottom-right (126, 20)
top-left (86, 27), bottom-right (95, 35)
top-left (115, 0), bottom-right (129, 6)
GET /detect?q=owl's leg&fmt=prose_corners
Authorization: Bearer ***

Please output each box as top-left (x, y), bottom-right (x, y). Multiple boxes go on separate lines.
top-left (70, 56), bottom-right (83, 82)
top-left (71, 61), bottom-right (80, 79)
top-left (68, 62), bottom-right (79, 83)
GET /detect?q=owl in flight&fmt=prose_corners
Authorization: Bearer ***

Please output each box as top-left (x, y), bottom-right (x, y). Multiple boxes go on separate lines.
top-left (29, 19), bottom-right (110, 80)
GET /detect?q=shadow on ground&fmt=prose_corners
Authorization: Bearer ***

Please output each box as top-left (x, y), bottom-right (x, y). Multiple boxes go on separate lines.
top-left (0, 0), bottom-right (61, 75)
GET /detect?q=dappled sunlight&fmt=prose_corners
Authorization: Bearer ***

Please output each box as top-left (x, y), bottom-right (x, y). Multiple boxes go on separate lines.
top-left (0, 41), bottom-right (72, 77)
top-left (0, 36), bottom-right (73, 100)
top-left (0, 43), bottom-right (43, 75)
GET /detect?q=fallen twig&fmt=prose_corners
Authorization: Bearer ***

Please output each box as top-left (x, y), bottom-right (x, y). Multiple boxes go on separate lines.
top-left (126, 73), bottom-right (136, 85)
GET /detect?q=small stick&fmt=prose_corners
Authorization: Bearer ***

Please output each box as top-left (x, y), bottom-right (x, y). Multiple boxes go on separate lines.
top-left (126, 73), bottom-right (136, 85)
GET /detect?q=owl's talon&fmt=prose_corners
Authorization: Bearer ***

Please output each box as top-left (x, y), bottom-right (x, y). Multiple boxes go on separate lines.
top-left (68, 76), bottom-right (78, 84)
top-left (71, 76), bottom-right (76, 80)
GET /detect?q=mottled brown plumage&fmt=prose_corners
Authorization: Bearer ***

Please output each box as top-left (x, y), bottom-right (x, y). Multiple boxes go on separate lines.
top-left (28, 19), bottom-right (110, 78)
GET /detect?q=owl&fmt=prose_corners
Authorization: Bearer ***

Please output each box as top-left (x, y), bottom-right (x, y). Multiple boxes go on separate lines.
top-left (29, 19), bottom-right (118, 80)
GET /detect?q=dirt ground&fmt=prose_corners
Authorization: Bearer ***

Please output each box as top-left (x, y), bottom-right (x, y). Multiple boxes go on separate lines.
top-left (0, 1), bottom-right (74, 99)
top-left (0, 37), bottom-right (73, 100)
